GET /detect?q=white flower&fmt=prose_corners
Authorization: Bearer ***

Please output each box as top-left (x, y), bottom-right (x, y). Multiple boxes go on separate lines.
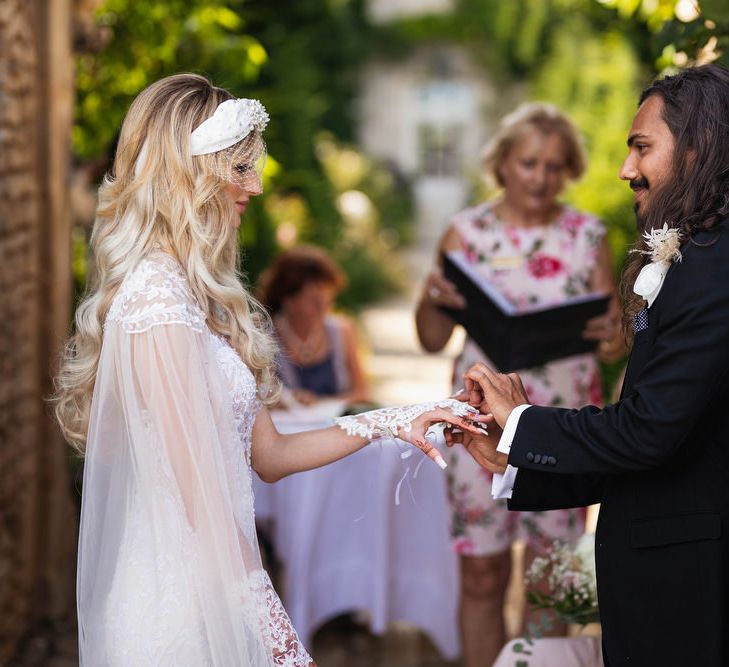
top-left (633, 260), bottom-right (670, 308)
top-left (249, 100), bottom-right (270, 132)
top-left (640, 223), bottom-right (682, 264)
top-left (524, 536), bottom-right (599, 620)
top-left (631, 223), bottom-right (682, 308)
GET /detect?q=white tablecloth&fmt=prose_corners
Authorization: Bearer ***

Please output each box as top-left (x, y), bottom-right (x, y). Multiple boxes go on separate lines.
top-left (253, 409), bottom-right (460, 659)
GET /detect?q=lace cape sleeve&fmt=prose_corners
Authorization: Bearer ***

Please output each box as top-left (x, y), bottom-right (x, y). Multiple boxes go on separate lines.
top-left (105, 253), bottom-right (207, 333)
top-left (79, 254), bottom-right (312, 666)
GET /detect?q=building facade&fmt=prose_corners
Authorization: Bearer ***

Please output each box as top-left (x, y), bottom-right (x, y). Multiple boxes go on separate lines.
top-left (358, 2), bottom-right (522, 268)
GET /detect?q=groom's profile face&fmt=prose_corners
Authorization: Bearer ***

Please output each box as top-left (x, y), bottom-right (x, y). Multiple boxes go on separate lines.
top-left (620, 94), bottom-right (676, 221)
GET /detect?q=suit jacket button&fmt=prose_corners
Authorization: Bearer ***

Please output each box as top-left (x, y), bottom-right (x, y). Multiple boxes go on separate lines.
top-left (533, 454), bottom-right (542, 464)
top-left (547, 456), bottom-right (557, 465)
top-left (526, 452), bottom-right (534, 462)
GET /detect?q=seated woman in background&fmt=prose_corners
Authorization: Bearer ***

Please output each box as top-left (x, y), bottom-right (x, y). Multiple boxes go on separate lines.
top-left (258, 245), bottom-right (369, 406)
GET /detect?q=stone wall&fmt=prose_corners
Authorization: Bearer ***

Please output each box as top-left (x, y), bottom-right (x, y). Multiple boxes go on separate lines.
top-left (0, 0), bottom-right (76, 662)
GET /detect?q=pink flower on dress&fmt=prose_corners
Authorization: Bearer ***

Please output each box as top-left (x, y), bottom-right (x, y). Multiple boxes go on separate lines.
top-left (466, 507), bottom-right (487, 523)
top-left (454, 536), bottom-right (476, 555)
top-left (506, 226), bottom-right (521, 248)
top-left (522, 380), bottom-right (552, 406)
top-left (522, 380), bottom-right (537, 403)
top-left (561, 211), bottom-right (586, 238)
top-left (570, 365), bottom-right (603, 406)
top-left (528, 253), bottom-right (564, 279)
top-left (588, 372), bottom-right (603, 405)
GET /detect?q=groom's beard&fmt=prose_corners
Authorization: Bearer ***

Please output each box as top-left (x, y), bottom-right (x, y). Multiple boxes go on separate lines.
top-left (631, 176), bottom-right (650, 230)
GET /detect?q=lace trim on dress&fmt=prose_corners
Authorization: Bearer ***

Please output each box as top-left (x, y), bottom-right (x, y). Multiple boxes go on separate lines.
top-left (106, 253), bottom-right (207, 334)
top-left (334, 399), bottom-right (477, 440)
top-left (247, 570), bottom-right (313, 666)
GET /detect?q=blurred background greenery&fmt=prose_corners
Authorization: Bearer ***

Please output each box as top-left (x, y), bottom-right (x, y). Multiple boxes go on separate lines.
top-left (72, 0), bottom-right (728, 313)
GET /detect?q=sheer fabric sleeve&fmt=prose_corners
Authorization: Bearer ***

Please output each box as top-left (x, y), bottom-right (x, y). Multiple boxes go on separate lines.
top-left (77, 256), bottom-right (312, 666)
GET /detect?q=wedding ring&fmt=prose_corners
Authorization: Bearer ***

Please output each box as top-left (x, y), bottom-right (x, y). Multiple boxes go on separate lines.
top-left (429, 286), bottom-right (441, 299)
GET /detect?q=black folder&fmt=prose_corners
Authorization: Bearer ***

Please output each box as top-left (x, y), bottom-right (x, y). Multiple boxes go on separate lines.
top-left (440, 251), bottom-right (610, 372)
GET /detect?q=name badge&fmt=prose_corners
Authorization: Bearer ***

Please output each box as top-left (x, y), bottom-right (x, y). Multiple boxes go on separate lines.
top-left (490, 255), bottom-right (524, 270)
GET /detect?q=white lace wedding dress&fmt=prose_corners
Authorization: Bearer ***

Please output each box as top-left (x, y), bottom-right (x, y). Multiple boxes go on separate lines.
top-left (77, 251), bottom-right (313, 666)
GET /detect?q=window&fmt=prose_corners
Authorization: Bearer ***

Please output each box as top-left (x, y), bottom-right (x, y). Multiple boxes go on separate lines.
top-left (418, 124), bottom-right (463, 177)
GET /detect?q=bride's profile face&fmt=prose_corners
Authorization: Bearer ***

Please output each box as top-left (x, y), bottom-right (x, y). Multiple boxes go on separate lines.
top-left (221, 137), bottom-right (266, 227)
top-left (224, 168), bottom-right (262, 225)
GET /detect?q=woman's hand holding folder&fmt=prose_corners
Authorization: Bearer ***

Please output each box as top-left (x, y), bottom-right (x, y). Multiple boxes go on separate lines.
top-left (416, 263), bottom-right (468, 353)
top-left (423, 268), bottom-right (467, 310)
top-left (582, 296), bottom-right (626, 363)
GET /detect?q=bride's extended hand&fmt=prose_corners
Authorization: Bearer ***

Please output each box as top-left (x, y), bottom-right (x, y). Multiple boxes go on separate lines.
top-left (395, 403), bottom-right (492, 470)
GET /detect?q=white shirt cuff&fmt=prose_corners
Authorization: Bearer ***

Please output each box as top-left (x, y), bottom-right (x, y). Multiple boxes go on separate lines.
top-left (491, 404), bottom-right (531, 500)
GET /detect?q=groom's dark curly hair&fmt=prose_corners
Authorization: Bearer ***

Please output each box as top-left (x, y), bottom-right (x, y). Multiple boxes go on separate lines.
top-left (621, 63), bottom-right (729, 329)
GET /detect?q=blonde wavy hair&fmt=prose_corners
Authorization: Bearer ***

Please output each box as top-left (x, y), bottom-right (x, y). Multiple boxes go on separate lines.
top-left (54, 73), bottom-right (279, 454)
top-left (481, 102), bottom-right (587, 188)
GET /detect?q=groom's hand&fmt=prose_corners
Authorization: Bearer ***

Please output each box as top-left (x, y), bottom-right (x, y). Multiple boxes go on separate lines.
top-left (445, 424), bottom-right (508, 475)
top-left (397, 404), bottom-right (491, 469)
top-left (464, 362), bottom-right (529, 428)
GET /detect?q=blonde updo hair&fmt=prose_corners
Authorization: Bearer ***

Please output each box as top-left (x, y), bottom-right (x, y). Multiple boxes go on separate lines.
top-left (54, 73), bottom-right (279, 454)
top-left (481, 102), bottom-right (587, 188)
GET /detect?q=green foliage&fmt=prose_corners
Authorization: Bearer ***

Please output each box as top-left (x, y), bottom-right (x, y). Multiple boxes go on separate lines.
top-left (75, 0), bottom-right (267, 159)
top-left (526, 589), bottom-right (601, 625)
top-left (74, 0), bottom-right (413, 311)
top-left (315, 133), bottom-right (413, 309)
top-left (333, 243), bottom-right (404, 311)
top-left (598, 0), bottom-right (729, 69)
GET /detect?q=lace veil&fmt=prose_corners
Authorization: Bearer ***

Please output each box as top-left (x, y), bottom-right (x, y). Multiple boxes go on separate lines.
top-left (77, 255), bottom-right (295, 665)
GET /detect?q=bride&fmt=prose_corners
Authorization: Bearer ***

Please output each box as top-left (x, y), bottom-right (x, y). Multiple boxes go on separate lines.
top-left (53, 73), bottom-right (484, 666)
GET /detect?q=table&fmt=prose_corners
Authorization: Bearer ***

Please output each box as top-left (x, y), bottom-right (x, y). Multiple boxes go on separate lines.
top-left (253, 409), bottom-right (460, 659)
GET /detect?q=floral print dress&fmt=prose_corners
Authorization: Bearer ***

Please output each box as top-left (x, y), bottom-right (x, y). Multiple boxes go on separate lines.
top-left (445, 202), bottom-right (606, 557)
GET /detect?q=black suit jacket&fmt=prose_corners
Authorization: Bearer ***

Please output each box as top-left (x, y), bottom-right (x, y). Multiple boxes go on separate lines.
top-left (507, 221), bottom-right (729, 667)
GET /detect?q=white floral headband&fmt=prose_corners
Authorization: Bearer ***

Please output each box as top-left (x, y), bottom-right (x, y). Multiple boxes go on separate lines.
top-left (190, 98), bottom-right (269, 156)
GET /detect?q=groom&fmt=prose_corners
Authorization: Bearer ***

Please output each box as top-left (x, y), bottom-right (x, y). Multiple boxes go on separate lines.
top-left (454, 63), bottom-right (729, 667)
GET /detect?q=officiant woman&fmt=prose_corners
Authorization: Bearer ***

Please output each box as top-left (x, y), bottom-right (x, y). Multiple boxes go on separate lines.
top-left (415, 102), bottom-right (623, 667)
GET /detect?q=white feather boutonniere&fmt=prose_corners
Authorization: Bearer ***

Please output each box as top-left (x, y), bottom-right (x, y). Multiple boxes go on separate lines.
top-left (632, 223), bottom-right (683, 308)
